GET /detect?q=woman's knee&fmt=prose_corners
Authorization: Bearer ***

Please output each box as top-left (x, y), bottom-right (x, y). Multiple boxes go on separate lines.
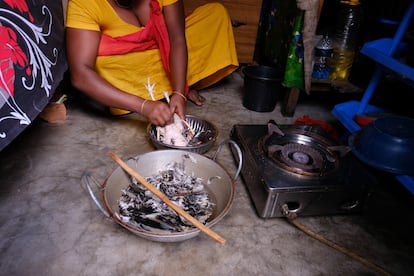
top-left (196, 2), bottom-right (230, 20)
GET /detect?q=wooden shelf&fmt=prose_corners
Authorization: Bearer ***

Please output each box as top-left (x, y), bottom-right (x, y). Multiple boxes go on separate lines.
top-left (281, 79), bottom-right (362, 117)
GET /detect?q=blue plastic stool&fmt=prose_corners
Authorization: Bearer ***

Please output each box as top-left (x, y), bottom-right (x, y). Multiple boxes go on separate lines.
top-left (332, 0), bottom-right (414, 194)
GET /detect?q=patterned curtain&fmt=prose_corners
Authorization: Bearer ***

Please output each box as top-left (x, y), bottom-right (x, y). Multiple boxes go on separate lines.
top-left (0, 0), bottom-right (67, 151)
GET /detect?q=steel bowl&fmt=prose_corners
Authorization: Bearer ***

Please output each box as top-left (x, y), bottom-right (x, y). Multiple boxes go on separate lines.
top-left (84, 148), bottom-right (241, 242)
top-left (147, 115), bottom-right (218, 154)
top-left (349, 115), bottom-right (414, 175)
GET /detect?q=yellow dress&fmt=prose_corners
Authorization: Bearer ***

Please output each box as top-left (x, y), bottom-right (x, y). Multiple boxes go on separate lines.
top-left (66, 0), bottom-right (239, 113)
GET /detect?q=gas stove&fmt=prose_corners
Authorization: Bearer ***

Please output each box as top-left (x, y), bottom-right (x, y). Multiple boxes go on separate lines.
top-left (230, 122), bottom-right (376, 218)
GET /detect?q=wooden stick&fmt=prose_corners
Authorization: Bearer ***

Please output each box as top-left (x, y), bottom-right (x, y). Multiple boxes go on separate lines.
top-left (108, 151), bottom-right (226, 245)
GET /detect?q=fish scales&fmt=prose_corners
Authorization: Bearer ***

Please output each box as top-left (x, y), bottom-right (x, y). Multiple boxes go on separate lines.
top-left (118, 160), bottom-right (215, 232)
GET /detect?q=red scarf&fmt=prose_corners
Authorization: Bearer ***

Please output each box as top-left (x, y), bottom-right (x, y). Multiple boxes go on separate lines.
top-left (98, 0), bottom-right (181, 91)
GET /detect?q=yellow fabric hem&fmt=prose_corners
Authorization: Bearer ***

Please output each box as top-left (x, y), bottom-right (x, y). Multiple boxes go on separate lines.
top-left (191, 65), bottom-right (239, 90)
top-left (109, 107), bottom-right (133, 116)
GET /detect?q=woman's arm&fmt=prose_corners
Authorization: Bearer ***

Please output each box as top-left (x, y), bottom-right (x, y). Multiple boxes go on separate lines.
top-left (163, 0), bottom-right (188, 119)
top-left (66, 27), bottom-right (173, 125)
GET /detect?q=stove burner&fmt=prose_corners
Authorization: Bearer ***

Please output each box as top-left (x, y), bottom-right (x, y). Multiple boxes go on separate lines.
top-left (260, 123), bottom-right (346, 176)
top-left (268, 143), bottom-right (324, 174)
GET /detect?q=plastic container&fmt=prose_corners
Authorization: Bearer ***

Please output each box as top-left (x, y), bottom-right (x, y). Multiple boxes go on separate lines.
top-left (329, 48), bottom-right (356, 80)
top-left (349, 116), bottom-right (414, 175)
top-left (329, 0), bottom-right (363, 80)
top-left (242, 65), bottom-right (283, 112)
top-left (312, 34), bottom-right (333, 79)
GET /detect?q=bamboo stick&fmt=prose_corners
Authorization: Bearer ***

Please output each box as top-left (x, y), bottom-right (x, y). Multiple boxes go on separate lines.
top-left (108, 151), bottom-right (226, 245)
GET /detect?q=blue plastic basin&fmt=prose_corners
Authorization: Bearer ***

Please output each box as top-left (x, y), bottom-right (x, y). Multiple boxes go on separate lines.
top-left (349, 116), bottom-right (414, 175)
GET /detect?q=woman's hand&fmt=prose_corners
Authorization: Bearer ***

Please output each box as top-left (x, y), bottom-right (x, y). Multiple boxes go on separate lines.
top-left (141, 100), bottom-right (173, 126)
top-left (169, 92), bottom-right (186, 119)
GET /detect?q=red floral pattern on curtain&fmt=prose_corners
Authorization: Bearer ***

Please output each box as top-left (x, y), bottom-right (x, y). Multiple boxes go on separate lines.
top-left (0, 0), bottom-right (67, 151)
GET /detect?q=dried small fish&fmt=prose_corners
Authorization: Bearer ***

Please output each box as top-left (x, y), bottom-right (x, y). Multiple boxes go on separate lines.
top-left (118, 160), bottom-right (215, 232)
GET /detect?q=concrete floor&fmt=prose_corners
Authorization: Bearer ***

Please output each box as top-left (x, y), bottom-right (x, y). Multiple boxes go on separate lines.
top-left (1, 72), bottom-right (414, 276)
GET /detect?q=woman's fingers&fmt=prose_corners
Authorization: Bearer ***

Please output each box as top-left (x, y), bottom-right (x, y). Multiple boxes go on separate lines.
top-left (146, 101), bottom-right (173, 126)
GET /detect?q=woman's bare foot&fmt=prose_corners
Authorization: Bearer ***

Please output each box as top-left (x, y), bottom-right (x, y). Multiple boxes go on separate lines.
top-left (187, 89), bottom-right (206, 106)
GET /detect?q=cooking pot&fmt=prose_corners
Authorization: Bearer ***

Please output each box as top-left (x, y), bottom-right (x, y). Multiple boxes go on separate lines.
top-left (83, 140), bottom-right (242, 242)
top-left (349, 115), bottom-right (414, 175)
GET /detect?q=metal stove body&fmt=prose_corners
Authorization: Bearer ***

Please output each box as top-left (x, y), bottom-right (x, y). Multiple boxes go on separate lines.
top-left (230, 122), bottom-right (375, 218)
